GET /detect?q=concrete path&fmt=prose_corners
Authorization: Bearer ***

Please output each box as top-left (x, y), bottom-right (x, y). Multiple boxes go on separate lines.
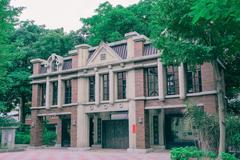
top-left (0, 149), bottom-right (170, 160)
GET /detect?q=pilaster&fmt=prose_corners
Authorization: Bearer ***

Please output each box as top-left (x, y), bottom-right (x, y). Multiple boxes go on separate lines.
top-left (179, 63), bottom-right (186, 99)
top-left (109, 69), bottom-right (114, 104)
top-left (95, 71), bottom-right (100, 105)
top-left (158, 59), bottom-right (165, 101)
top-left (46, 76), bottom-right (50, 109)
top-left (57, 75), bottom-right (62, 108)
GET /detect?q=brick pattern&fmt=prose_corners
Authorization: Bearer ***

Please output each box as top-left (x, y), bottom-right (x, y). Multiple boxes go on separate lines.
top-left (33, 63), bottom-right (41, 74)
top-left (201, 63), bottom-right (216, 91)
top-left (71, 55), bottom-right (78, 69)
top-left (135, 69), bottom-right (145, 97)
top-left (57, 117), bottom-right (62, 145)
top-left (71, 79), bottom-right (78, 103)
top-left (30, 106), bottom-right (78, 147)
top-left (134, 41), bottom-right (144, 57)
top-left (31, 84), bottom-right (39, 107)
top-left (30, 111), bottom-right (43, 146)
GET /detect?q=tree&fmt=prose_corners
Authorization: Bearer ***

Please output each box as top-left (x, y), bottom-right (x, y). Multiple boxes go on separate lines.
top-left (81, 1), bottom-right (155, 46)
top-left (0, 0), bottom-right (21, 114)
top-left (151, 0), bottom-right (240, 154)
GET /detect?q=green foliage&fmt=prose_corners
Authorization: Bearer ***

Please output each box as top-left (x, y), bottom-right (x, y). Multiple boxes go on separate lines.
top-left (0, 116), bottom-right (19, 127)
top-left (81, 1), bottom-right (155, 46)
top-left (185, 104), bottom-right (219, 150)
top-left (226, 115), bottom-right (240, 149)
top-left (170, 147), bottom-right (217, 160)
top-left (220, 152), bottom-right (238, 160)
top-left (43, 130), bottom-right (56, 146)
top-left (15, 124), bottom-right (30, 144)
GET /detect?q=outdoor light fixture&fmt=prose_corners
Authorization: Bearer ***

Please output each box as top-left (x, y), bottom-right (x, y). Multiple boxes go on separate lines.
top-left (138, 117), bottom-right (143, 124)
top-left (31, 122), bottom-right (35, 128)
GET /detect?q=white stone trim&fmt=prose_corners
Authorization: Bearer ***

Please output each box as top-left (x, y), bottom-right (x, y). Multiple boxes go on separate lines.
top-left (62, 103), bottom-right (78, 107)
top-left (37, 112), bottom-right (72, 116)
top-left (186, 90), bottom-right (217, 96)
top-left (145, 103), bottom-right (204, 110)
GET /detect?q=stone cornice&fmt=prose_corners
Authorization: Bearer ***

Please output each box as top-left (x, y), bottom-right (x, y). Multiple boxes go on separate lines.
top-left (30, 54), bottom-right (160, 79)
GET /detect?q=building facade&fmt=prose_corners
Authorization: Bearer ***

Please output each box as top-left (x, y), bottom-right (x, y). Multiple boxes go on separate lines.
top-left (30, 32), bottom-right (218, 152)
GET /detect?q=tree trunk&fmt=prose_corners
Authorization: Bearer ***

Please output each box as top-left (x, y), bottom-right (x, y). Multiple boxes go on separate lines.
top-left (212, 60), bottom-right (226, 155)
top-left (19, 96), bottom-right (26, 123)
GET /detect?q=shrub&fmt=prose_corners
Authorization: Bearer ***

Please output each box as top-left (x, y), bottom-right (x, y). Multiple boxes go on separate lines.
top-left (15, 124), bottom-right (30, 144)
top-left (42, 130), bottom-right (56, 146)
top-left (170, 147), bottom-right (217, 160)
top-left (15, 132), bottom-right (30, 144)
top-left (220, 152), bottom-right (238, 160)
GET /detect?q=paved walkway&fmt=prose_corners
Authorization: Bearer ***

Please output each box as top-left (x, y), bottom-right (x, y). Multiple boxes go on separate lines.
top-left (0, 149), bottom-right (170, 160)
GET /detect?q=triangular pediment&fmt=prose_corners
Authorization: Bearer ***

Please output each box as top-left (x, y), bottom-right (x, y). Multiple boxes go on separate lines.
top-left (87, 42), bottom-right (122, 65)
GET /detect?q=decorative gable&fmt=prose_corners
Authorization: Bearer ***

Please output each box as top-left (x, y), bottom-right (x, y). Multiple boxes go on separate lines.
top-left (87, 42), bottom-right (122, 65)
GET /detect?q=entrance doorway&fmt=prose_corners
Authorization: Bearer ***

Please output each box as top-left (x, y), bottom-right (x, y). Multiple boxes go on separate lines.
top-left (165, 114), bottom-right (195, 149)
top-left (102, 120), bottom-right (129, 149)
top-left (61, 117), bottom-right (71, 147)
top-left (89, 117), bottom-right (94, 147)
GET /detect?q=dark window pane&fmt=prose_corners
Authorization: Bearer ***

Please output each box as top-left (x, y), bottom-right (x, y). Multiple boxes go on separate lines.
top-left (39, 83), bottom-right (46, 106)
top-left (89, 76), bottom-right (95, 102)
top-left (63, 59), bottom-right (72, 70)
top-left (102, 74), bottom-right (109, 101)
top-left (117, 72), bottom-right (126, 99)
top-left (186, 65), bottom-right (202, 93)
top-left (144, 67), bottom-right (158, 97)
top-left (64, 80), bottom-right (72, 104)
top-left (166, 65), bottom-right (179, 95)
top-left (52, 60), bottom-right (58, 72)
top-left (52, 81), bottom-right (58, 105)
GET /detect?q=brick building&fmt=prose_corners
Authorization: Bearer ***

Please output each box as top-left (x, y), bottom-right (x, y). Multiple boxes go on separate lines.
top-left (30, 32), bottom-right (218, 152)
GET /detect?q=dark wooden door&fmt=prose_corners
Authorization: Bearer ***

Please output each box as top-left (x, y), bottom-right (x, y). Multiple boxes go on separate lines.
top-left (61, 118), bottom-right (71, 147)
top-left (102, 120), bottom-right (129, 149)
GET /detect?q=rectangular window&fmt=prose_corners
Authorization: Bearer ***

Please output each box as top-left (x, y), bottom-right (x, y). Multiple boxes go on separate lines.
top-left (166, 65), bottom-right (179, 95)
top-left (186, 65), bottom-right (202, 93)
top-left (102, 74), bottom-right (109, 101)
top-left (117, 72), bottom-right (126, 99)
top-left (39, 83), bottom-right (46, 106)
top-left (64, 80), bottom-right (72, 104)
top-left (52, 81), bottom-right (58, 105)
top-left (144, 67), bottom-right (159, 97)
top-left (89, 76), bottom-right (95, 102)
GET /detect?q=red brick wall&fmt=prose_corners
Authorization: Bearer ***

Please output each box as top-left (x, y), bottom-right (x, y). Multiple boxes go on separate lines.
top-left (33, 63), bottom-right (40, 75)
top-left (32, 84), bottom-right (39, 107)
top-left (71, 55), bottom-right (78, 69)
top-left (134, 41), bottom-right (144, 57)
top-left (135, 69), bottom-right (145, 97)
top-left (201, 63), bottom-right (216, 91)
top-left (57, 117), bottom-right (62, 145)
top-left (30, 110), bottom-right (43, 146)
top-left (71, 79), bottom-right (78, 103)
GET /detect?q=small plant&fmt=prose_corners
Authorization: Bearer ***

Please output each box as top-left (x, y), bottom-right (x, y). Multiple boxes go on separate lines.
top-left (220, 152), bottom-right (238, 160)
top-left (170, 147), bottom-right (217, 160)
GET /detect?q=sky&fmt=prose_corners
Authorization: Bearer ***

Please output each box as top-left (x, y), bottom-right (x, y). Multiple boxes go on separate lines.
top-left (11, 0), bottom-right (140, 32)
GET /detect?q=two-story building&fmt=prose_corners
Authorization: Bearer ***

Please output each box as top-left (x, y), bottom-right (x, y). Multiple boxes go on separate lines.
top-left (30, 32), bottom-right (218, 152)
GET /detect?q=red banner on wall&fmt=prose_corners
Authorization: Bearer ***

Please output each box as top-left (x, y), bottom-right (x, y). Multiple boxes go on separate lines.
top-left (132, 124), bottom-right (137, 134)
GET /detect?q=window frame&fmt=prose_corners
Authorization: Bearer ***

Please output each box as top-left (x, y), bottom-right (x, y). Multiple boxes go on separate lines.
top-left (52, 81), bottom-right (58, 105)
top-left (166, 65), bottom-right (179, 95)
top-left (144, 67), bottom-right (159, 97)
top-left (89, 76), bottom-right (95, 102)
top-left (186, 65), bottom-right (202, 93)
top-left (117, 72), bottom-right (127, 99)
top-left (39, 83), bottom-right (46, 106)
top-left (64, 80), bottom-right (72, 104)
top-left (102, 74), bottom-right (109, 101)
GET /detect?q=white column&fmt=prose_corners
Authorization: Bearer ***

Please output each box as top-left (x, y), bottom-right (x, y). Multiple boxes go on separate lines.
top-left (158, 59), bottom-right (165, 101)
top-left (179, 63), bottom-right (186, 99)
top-left (95, 72), bottom-right (100, 105)
top-left (77, 105), bottom-right (89, 148)
top-left (127, 69), bottom-right (136, 150)
top-left (46, 76), bottom-right (50, 109)
top-left (57, 75), bottom-right (62, 108)
top-left (109, 70), bottom-right (114, 104)
top-left (159, 109), bottom-right (165, 146)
